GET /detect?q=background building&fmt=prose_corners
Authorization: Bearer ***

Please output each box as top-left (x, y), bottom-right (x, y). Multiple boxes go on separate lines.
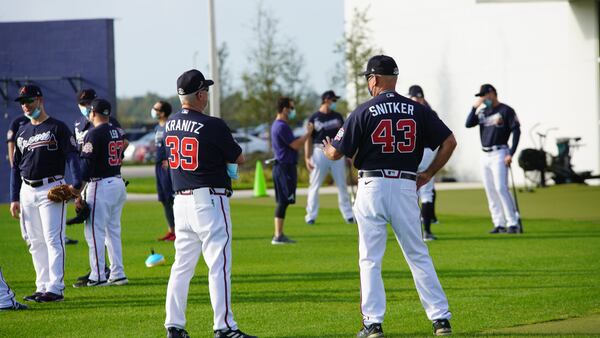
top-left (345, 0), bottom-right (599, 183)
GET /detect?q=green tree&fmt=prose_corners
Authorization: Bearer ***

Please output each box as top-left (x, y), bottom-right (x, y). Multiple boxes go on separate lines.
top-left (332, 5), bottom-right (380, 110)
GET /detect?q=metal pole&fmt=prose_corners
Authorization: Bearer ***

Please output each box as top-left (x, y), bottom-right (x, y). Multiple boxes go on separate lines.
top-left (208, 0), bottom-right (220, 118)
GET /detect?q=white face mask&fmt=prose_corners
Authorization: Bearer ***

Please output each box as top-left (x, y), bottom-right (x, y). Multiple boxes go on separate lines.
top-left (151, 108), bottom-right (158, 119)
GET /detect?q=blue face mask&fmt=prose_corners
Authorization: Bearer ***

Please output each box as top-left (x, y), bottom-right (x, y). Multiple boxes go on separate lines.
top-left (25, 108), bottom-right (41, 120)
top-left (484, 99), bottom-right (493, 108)
top-left (330, 102), bottom-right (337, 111)
top-left (151, 109), bottom-right (158, 119)
top-left (79, 105), bottom-right (90, 117)
top-left (288, 109), bottom-right (297, 120)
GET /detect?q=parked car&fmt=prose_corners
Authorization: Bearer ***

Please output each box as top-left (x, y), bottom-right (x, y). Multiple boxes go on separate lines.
top-left (123, 131), bottom-right (156, 163)
top-left (233, 133), bottom-right (269, 154)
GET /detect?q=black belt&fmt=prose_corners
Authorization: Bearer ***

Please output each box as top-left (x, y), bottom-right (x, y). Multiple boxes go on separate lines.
top-left (22, 176), bottom-right (63, 188)
top-left (482, 145), bottom-right (508, 152)
top-left (89, 175), bottom-right (122, 182)
top-left (358, 170), bottom-right (417, 181)
top-left (177, 188), bottom-right (232, 197)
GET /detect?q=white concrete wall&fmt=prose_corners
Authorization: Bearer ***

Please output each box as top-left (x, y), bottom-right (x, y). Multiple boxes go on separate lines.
top-left (344, 0), bottom-right (599, 183)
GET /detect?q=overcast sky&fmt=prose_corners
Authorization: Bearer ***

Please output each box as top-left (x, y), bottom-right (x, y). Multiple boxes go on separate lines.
top-left (0, 0), bottom-right (344, 98)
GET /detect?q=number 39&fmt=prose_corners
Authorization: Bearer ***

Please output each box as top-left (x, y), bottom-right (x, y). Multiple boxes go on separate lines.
top-left (165, 136), bottom-right (199, 171)
top-left (371, 119), bottom-right (416, 153)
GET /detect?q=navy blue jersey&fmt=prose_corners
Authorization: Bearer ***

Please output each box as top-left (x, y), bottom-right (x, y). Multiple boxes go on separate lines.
top-left (6, 115), bottom-right (29, 143)
top-left (13, 117), bottom-right (78, 180)
top-left (308, 111), bottom-right (344, 144)
top-left (271, 120), bottom-right (298, 164)
top-left (74, 115), bottom-right (124, 152)
top-left (80, 123), bottom-right (126, 180)
top-left (332, 91), bottom-right (452, 172)
top-left (465, 103), bottom-right (520, 148)
top-left (154, 123), bottom-right (167, 163)
top-left (165, 109), bottom-right (242, 192)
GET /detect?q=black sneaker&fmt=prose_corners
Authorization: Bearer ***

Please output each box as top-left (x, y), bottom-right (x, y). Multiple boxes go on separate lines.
top-left (87, 280), bottom-right (108, 287)
top-left (214, 328), bottom-right (258, 338)
top-left (433, 319), bottom-right (452, 336)
top-left (271, 234), bottom-right (296, 245)
top-left (65, 237), bottom-right (78, 245)
top-left (346, 217), bottom-right (356, 224)
top-left (306, 219), bottom-right (315, 225)
top-left (424, 232), bottom-right (438, 241)
top-left (357, 323), bottom-right (384, 338)
top-left (489, 226), bottom-right (507, 234)
top-left (73, 278), bottom-right (90, 288)
top-left (167, 327), bottom-right (190, 338)
top-left (23, 292), bottom-right (43, 302)
top-left (0, 301), bottom-right (28, 311)
top-left (36, 292), bottom-right (64, 302)
top-left (78, 266), bottom-right (110, 281)
top-left (507, 225), bottom-right (520, 234)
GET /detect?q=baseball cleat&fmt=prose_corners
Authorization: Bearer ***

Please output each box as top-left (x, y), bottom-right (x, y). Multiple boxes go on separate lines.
top-left (106, 277), bottom-right (129, 286)
top-left (77, 266), bottom-right (110, 281)
top-left (214, 328), bottom-right (258, 338)
top-left (36, 292), bottom-right (64, 302)
top-left (23, 292), bottom-right (43, 302)
top-left (87, 280), bottom-right (108, 287)
top-left (306, 219), bottom-right (315, 225)
top-left (423, 232), bottom-right (438, 241)
top-left (271, 234), bottom-right (296, 245)
top-left (158, 231), bottom-right (176, 241)
top-left (73, 278), bottom-right (90, 288)
top-left (345, 217), bottom-right (356, 224)
top-left (65, 237), bottom-right (78, 245)
top-left (433, 319), bottom-right (452, 336)
top-left (167, 327), bottom-right (190, 338)
top-left (357, 323), bottom-right (384, 338)
top-left (489, 226), bottom-right (507, 234)
top-left (507, 225), bottom-right (520, 234)
top-left (0, 301), bottom-right (28, 311)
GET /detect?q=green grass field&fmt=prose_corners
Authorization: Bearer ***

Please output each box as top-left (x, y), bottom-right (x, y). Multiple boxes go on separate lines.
top-left (1, 184), bottom-right (599, 337)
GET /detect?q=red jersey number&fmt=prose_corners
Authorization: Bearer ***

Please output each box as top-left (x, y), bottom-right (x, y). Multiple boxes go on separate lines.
top-left (165, 136), bottom-right (199, 171)
top-left (371, 119), bottom-right (416, 153)
top-left (108, 140), bottom-right (124, 166)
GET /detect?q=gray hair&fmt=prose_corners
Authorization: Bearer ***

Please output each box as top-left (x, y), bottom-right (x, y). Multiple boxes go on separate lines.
top-left (178, 92), bottom-right (198, 105)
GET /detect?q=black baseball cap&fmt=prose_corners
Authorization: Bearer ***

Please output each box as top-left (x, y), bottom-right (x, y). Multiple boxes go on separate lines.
top-left (77, 88), bottom-right (97, 105)
top-left (321, 90), bottom-right (340, 101)
top-left (408, 85), bottom-right (424, 98)
top-left (177, 69), bottom-right (214, 95)
top-left (90, 98), bottom-right (111, 116)
top-left (475, 84), bottom-right (496, 97)
top-left (360, 55), bottom-right (399, 76)
top-left (14, 85), bottom-right (43, 102)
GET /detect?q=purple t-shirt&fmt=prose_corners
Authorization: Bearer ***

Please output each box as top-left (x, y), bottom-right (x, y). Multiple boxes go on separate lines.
top-left (271, 119), bottom-right (298, 164)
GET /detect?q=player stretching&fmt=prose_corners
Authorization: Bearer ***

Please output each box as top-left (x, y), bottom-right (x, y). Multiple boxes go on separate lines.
top-left (323, 55), bottom-right (456, 337)
top-left (9, 85), bottom-right (82, 303)
top-left (164, 69), bottom-right (256, 338)
top-left (76, 99), bottom-right (128, 287)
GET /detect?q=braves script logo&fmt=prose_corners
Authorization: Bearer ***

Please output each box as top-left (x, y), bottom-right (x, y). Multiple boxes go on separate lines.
top-left (17, 131), bottom-right (58, 152)
top-left (314, 119), bottom-right (341, 132)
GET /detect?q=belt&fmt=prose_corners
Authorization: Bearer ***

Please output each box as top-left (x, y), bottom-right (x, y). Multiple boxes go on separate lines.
top-left (358, 169), bottom-right (417, 181)
top-left (22, 176), bottom-right (63, 188)
top-left (177, 187), bottom-right (232, 197)
top-left (482, 145), bottom-right (508, 152)
top-left (89, 175), bottom-right (122, 182)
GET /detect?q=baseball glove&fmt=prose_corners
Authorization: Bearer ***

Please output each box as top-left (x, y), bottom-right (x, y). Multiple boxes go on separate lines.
top-left (47, 184), bottom-right (77, 203)
top-left (66, 201), bottom-right (90, 225)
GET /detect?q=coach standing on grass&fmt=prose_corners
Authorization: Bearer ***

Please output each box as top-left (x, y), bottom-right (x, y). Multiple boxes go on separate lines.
top-left (270, 97), bottom-right (313, 245)
top-left (163, 69), bottom-right (257, 338)
top-left (323, 55), bottom-right (455, 337)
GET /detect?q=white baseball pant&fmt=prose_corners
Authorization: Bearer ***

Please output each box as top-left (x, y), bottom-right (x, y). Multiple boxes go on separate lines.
top-left (305, 147), bottom-right (354, 222)
top-left (480, 148), bottom-right (518, 227)
top-left (19, 178), bottom-right (67, 295)
top-left (84, 177), bottom-right (127, 282)
top-left (354, 174), bottom-right (451, 325)
top-left (0, 267), bottom-right (17, 308)
top-left (165, 188), bottom-right (238, 331)
top-left (417, 148), bottom-right (437, 203)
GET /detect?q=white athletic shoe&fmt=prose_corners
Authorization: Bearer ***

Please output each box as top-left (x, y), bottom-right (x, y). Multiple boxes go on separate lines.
top-left (106, 277), bottom-right (129, 286)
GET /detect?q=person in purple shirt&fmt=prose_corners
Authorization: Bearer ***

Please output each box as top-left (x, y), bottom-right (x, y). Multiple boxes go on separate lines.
top-left (270, 97), bottom-right (313, 244)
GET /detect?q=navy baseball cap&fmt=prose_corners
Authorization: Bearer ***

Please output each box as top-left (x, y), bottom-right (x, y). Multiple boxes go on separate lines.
top-left (408, 85), bottom-right (424, 98)
top-left (321, 90), bottom-right (340, 101)
top-left (177, 69), bottom-right (214, 95)
top-left (14, 85), bottom-right (43, 101)
top-left (90, 98), bottom-right (111, 116)
top-left (77, 88), bottom-right (97, 105)
top-left (360, 55), bottom-right (399, 76)
top-left (475, 84), bottom-right (496, 97)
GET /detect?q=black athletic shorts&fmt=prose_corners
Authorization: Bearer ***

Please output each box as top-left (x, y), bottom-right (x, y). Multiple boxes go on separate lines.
top-left (272, 162), bottom-right (297, 205)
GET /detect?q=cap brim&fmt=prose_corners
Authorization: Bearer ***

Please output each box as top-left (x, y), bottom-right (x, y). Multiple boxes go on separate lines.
top-left (475, 92), bottom-right (484, 97)
top-left (14, 95), bottom-right (34, 102)
top-left (204, 80), bottom-right (215, 87)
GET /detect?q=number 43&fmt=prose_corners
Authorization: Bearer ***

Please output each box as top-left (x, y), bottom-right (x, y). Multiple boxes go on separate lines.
top-left (371, 119), bottom-right (416, 153)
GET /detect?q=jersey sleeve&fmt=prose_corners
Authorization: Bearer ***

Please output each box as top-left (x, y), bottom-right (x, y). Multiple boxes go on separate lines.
top-left (505, 107), bottom-right (520, 131)
top-left (331, 109), bottom-right (362, 158)
top-left (216, 119), bottom-right (242, 162)
top-left (80, 130), bottom-right (96, 160)
top-left (58, 121), bottom-right (79, 156)
top-left (423, 108), bottom-right (452, 150)
top-left (6, 118), bottom-right (21, 143)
